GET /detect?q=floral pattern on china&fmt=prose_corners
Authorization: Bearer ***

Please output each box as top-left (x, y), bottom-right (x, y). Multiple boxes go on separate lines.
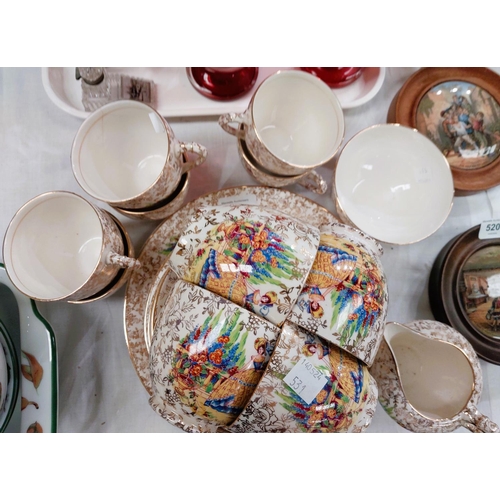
top-left (287, 223), bottom-right (388, 366)
top-left (229, 321), bottom-right (378, 433)
top-left (149, 279), bottom-right (281, 428)
top-left (168, 204), bottom-right (320, 327)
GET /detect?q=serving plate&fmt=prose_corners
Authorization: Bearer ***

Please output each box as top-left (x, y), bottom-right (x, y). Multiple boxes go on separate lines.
top-left (0, 319), bottom-right (19, 432)
top-left (387, 67), bottom-right (500, 194)
top-left (41, 67), bottom-right (386, 119)
top-left (123, 186), bottom-right (338, 431)
top-left (0, 263), bottom-right (58, 432)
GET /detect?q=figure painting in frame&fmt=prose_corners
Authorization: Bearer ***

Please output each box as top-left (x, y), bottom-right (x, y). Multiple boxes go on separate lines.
top-left (416, 80), bottom-right (500, 170)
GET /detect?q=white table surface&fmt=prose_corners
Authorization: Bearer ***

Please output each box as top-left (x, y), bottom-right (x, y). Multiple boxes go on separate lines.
top-left (1, 66), bottom-right (500, 435)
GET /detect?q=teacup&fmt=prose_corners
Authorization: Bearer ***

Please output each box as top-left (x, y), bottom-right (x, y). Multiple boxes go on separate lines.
top-left (71, 100), bottom-right (207, 210)
top-left (229, 321), bottom-right (378, 433)
top-left (2, 191), bottom-right (140, 302)
top-left (148, 279), bottom-right (281, 428)
top-left (370, 320), bottom-right (499, 433)
top-left (168, 204), bottom-right (320, 327)
top-left (333, 124), bottom-right (454, 245)
top-left (219, 69), bottom-right (344, 176)
top-left (237, 135), bottom-right (327, 195)
top-left (287, 222), bottom-right (388, 366)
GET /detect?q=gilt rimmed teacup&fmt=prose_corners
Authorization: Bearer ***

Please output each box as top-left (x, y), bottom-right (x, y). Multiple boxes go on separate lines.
top-left (219, 69), bottom-right (344, 177)
top-left (2, 191), bottom-right (140, 302)
top-left (229, 321), bottom-right (378, 433)
top-left (168, 204), bottom-right (320, 327)
top-left (287, 222), bottom-right (388, 366)
top-left (71, 100), bottom-right (207, 210)
top-left (148, 279), bottom-right (281, 428)
top-left (332, 124), bottom-right (454, 245)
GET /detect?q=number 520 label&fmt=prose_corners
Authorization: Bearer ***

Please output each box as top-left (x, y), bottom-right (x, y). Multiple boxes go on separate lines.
top-left (479, 220), bottom-right (500, 240)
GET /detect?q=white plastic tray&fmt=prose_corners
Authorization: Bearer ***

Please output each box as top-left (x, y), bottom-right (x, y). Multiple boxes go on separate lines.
top-left (41, 67), bottom-right (386, 119)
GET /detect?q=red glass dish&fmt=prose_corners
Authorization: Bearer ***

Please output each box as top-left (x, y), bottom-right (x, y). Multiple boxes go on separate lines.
top-left (186, 67), bottom-right (259, 100)
top-left (300, 67), bottom-right (364, 88)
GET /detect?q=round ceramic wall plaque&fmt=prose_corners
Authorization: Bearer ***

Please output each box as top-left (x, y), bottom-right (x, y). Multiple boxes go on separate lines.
top-left (429, 225), bottom-right (500, 364)
top-left (388, 68), bottom-right (500, 194)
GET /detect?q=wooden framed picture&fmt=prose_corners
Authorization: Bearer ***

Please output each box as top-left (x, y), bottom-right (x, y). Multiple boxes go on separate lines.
top-left (388, 68), bottom-right (500, 194)
top-left (429, 225), bottom-right (500, 364)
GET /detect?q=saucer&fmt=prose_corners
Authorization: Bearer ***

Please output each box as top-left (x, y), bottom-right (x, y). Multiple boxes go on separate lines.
top-left (69, 213), bottom-right (135, 304)
top-left (0, 263), bottom-right (58, 433)
top-left (237, 135), bottom-right (328, 195)
top-left (124, 186), bottom-right (338, 432)
top-left (112, 172), bottom-right (190, 221)
top-left (0, 319), bottom-right (20, 432)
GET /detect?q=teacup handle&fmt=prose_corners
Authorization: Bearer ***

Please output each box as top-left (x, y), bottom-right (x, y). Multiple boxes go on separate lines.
top-left (297, 170), bottom-right (328, 195)
top-left (459, 404), bottom-right (499, 433)
top-left (106, 252), bottom-right (141, 269)
top-left (179, 142), bottom-right (208, 173)
top-left (218, 112), bottom-right (246, 139)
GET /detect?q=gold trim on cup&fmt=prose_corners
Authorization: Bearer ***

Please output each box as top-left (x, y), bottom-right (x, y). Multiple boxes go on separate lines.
top-left (3, 191), bottom-right (126, 302)
top-left (220, 70), bottom-right (345, 176)
top-left (248, 70), bottom-right (345, 171)
top-left (71, 101), bottom-right (206, 210)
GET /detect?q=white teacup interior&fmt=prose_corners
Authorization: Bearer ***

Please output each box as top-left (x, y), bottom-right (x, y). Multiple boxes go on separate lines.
top-left (252, 71), bottom-right (343, 167)
top-left (73, 102), bottom-right (169, 202)
top-left (335, 124), bottom-right (454, 244)
top-left (4, 193), bottom-right (103, 300)
top-left (386, 325), bottom-right (474, 420)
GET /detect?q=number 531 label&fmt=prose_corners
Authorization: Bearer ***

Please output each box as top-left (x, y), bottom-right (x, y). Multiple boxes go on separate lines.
top-left (283, 356), bottom-right (328, 405)
top-left (479, 220), bottom-right (500, 240)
